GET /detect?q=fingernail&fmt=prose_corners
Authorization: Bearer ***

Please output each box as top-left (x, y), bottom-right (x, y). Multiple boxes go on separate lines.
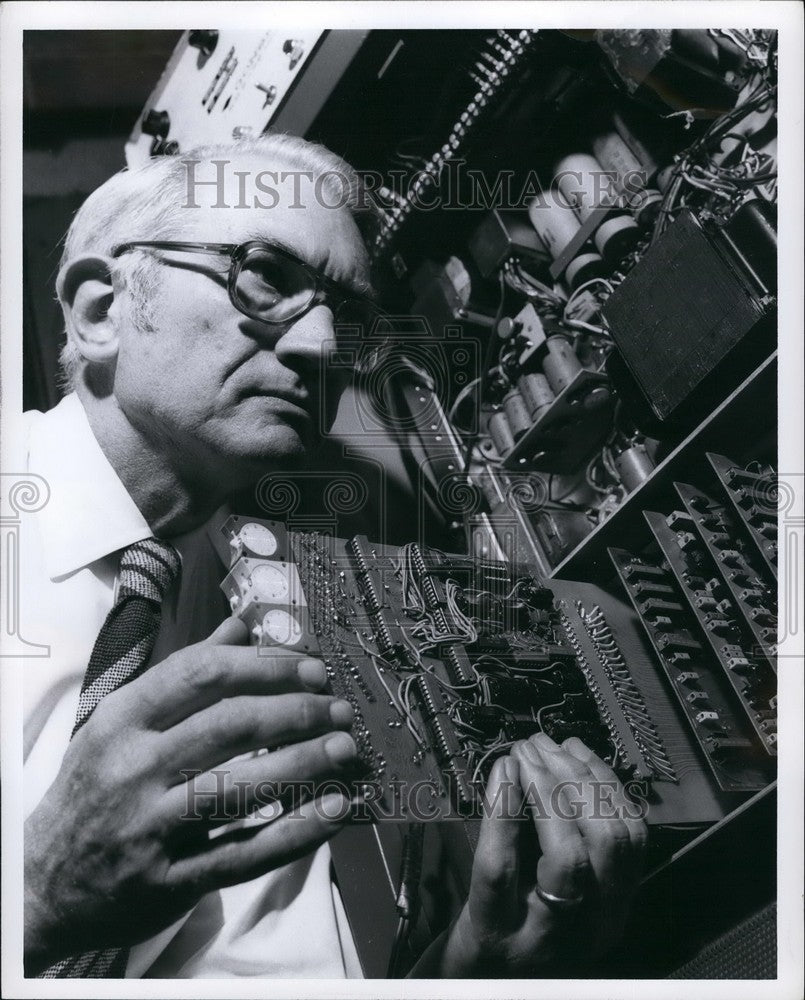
top-left (330, 699), bottom-right (354, 727)
top-left (297, 658), bottom-right (328, 690)
top-left (326, 731), bottom-right (357, 765)
top-left (533, 732), bottom-right (561, 752)
top-left (564, 736), bottom-right (593, 761)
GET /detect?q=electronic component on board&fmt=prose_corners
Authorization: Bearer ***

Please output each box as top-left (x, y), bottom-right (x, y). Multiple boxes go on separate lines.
top-left (527, 189), bottom-right (607, 289)
top-left (610, 547), bottom-right (774, 792)
top-left (468, 210), bottom-right (551, 279)
top-left (708, 453), bottom-right (778, 579)
top-left (554, 152), bottom-right (641, 263)
top-left (219, 515), bottom-right (730, 821)
top-left (219, 517), bottom-right (317, 654)
top-left (675, 481), bottom-right (776, 667)
top-left (644, 511), bottom-right (777, 757)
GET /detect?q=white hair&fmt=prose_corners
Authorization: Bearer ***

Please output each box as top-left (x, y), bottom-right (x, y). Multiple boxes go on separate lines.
top-left (58, 133), bottom-right (378, 388)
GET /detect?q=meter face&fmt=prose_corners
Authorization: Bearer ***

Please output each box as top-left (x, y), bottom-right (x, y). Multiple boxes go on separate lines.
top-left (239, 522), bottom-right (278, 556)
top-left (262, 609), bottom-right (303, 646)
top-left (250, 563), bottom-right (290, 600)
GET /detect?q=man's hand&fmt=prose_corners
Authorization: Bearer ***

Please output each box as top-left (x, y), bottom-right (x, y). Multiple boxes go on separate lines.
top-left (422, 732), bottom-right (647, 977)
top-left (24, 617), bottom-right (359, 975)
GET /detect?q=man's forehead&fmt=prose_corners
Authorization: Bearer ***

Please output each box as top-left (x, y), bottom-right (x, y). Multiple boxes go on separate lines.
top-left (174, 154), bottom-right (366, 270)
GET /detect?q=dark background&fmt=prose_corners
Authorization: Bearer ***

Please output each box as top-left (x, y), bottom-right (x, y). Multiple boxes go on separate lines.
top-left (23, 30), bottom-right (181, 412)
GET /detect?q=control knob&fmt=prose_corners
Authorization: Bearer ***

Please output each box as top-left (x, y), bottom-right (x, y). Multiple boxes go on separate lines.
top-left (141, 109), bottom-right (171, 139)
top-left (188, 30), bottom-right (219, 57)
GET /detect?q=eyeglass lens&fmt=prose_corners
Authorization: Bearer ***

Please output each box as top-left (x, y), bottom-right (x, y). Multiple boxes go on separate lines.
top-left (235, 247), bottom-right (313, 322)
top-left (234, 245), bottom-right (392, 339)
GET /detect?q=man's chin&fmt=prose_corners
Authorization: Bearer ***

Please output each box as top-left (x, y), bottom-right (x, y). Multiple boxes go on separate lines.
top-left (215, 423), bottom-right (312, 475)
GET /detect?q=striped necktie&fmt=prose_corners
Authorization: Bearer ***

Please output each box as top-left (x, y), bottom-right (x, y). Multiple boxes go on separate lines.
top-left (40, 537), bottom-right (181, 979)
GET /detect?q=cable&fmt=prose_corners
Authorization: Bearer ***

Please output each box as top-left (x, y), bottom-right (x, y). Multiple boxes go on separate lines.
top-left (586, 453), bottom-right (613, 495)
top-left (564, 318), bottom-right (611, 336)
top-left (355, 630), bottom-right (428, 748)
top-left (387, 823), bottom-right (425, 977)
top-left (388, 916), bottom-right (409, 979)
top-left (446, 375), bottom-right (482, 429)
top-left (564, 276), bottom-right (614, 307)
top-left (462, 269), bottom-right (507, 473)
top-left (511, 260), bottom-right (565, 307)
top-left (471, 739), bottom-right (515, 785)
top-left (652, 78), bottom-right (777, 244)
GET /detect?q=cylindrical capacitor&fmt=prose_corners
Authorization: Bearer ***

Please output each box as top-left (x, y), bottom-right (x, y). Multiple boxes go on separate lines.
top-left (556, 151), bottom-right (639, 262)
top-left (517, 372), bottom-right (555, 418)
top-left (565, 252), bottom-right (607, 290)
top-left (611, 112), bottom-right (659, 181)
top-left (614, 444), bottom-right (655, 491)
top-left (594, 214), bottom-right (640, 263)
top-left (655, 164), bottom-right (676, 193)
top-left (630, 187), bottom-right (663, 227)
top-left (555, 153), bottom-right (615, 222)
top-left (591, 132), bottom-right (663, 225)
top-left (592, 131), bottom-right (646, 191)
top-left (528, 190), bottom-right (582, 257)
top-left (542, 337), bottom-right (582, 394)
top-left (528, 191), bottom-right (606, 290)
top-left (488, 410), bottom-right (516, 457)
top-left (502, 389), bottom-right (532, 440)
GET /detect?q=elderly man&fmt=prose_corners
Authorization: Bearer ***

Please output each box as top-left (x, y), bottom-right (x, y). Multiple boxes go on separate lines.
top-left (22, 134), bottom-right (646, 979)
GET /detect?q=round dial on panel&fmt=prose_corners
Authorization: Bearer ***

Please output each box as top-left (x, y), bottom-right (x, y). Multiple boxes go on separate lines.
top-left (262, 609), bottom-right (303, 646)
top-left (250, 563), bottom-right (289, 600)
top-left (238, 522), bottom-right (278, 557)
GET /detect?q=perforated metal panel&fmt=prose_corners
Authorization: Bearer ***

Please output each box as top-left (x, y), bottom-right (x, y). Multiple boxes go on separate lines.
top-left (668, 903), bottom-right (777, 979)
top-left (604, 210), bottom-right (767, 421)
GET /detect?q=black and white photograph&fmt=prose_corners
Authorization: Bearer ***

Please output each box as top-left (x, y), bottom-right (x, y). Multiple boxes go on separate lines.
top-left (1, 3), bottom-right (802, 997)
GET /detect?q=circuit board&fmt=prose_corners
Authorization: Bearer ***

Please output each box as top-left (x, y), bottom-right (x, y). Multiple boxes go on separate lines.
top-left (707, 453), bottom-right (778, 580)
top-left (644, 510), bottom-right (777, 759)
top-left (218, 514), bottom-right (741, 825)
top-left (610, 548), bottom-right (773, 792)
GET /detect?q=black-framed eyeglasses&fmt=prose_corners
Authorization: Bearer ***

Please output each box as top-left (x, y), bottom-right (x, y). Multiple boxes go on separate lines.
top-left (111, 240), bottom-right (388, 331)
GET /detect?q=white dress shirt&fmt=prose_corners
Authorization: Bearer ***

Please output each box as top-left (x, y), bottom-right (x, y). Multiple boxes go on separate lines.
top-left (21, 392), bottom-right (362, 978)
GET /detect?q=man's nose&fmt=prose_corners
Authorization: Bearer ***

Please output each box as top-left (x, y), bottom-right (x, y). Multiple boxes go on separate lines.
top-left (273, 303), bottom-right (336, 374)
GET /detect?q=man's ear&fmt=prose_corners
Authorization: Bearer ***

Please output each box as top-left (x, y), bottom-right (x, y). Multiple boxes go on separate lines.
top-left (56, 255), bottom-right (120, 364)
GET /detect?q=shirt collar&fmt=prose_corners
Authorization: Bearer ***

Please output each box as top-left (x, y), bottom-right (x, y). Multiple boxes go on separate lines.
top-left (28, 393), bottom-right (153, 581)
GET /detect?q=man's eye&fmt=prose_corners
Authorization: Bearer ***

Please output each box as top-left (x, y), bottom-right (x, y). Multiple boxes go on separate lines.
top-left (237, 250), bottom-right (312, 316)
top-left (247, 261), bottom-right (283, 289)
top-left (239, 259), bottom-right (288, 305)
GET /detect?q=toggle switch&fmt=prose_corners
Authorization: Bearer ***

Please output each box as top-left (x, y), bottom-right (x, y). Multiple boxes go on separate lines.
top-left (283, 38), bottom-right (305, 69)
top-left (256, 83), bottom-right (277, 108)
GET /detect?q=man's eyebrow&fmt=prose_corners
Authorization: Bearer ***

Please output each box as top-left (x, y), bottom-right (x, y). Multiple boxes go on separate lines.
top-left (243, 231), bottom-right (299, 258)
top-left (244, 231), bottom-right (376, 299)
